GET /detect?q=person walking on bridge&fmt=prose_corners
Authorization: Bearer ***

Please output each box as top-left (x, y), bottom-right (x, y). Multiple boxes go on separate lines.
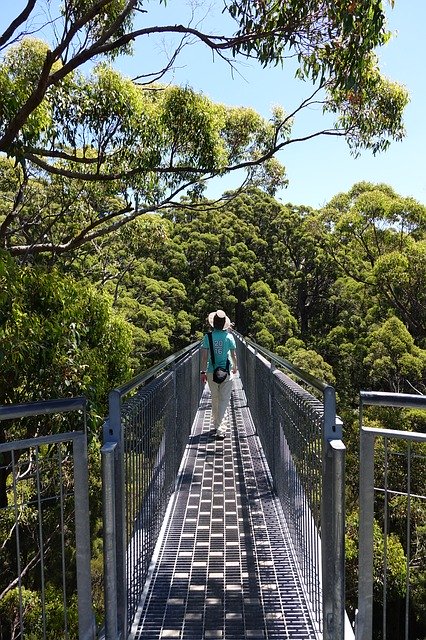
top-left (200, 309), bottom-right (238, 439)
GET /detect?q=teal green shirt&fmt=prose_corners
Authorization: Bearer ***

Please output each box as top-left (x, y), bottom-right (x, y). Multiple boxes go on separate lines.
top-left (201, 330), bottom-right (236, 372)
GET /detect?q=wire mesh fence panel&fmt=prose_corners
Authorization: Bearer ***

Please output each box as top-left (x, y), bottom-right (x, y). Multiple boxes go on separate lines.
top-left (104, 343), bottom-right (202, 637)
top-left (123, 371), bottom-right (176, 622)
top-left (379, 438), bottom-right (426, 640)
top-left (272, 371), bottom-right (324, 627)
top-left (235, 334), bottom-right (336, 634)
top-left (357, 392), bottom-right (426, 640)
top-left (0, 400), bottom-right (93, 640)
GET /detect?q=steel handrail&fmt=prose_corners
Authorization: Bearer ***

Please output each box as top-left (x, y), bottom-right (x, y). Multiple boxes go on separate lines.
top-left (0, 396), bottom-right (86, 420)
top-left (357, 390), bottom-right (426, 640)
top-left (240, 333), bottom-right (330, 392)
top-left (110, 341), bottom-right (200, 398)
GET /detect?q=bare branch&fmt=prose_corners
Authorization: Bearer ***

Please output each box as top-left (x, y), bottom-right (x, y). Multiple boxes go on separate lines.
top-left (7, 176), bottom-right (202, 256)
top-left (0, 48), bottom-right (54, 151)
top-left (23, 147), bottom-right (104, 164)
top-left (0, 0), bottom-right (37, 49)
top-left (132, 35), bottom-right (190, 85)
top-left (24, 152), bottom-right (213, 179)
top-left (0, 511), bottom-right (73, 601)
top-left (0, 162), bottom-right (29, 246)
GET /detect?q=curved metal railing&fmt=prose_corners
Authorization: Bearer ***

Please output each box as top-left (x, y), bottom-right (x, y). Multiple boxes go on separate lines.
top-left (234, 333), bottom-right (346, 640)
top-left (102, 341), bottom-right (203, 639)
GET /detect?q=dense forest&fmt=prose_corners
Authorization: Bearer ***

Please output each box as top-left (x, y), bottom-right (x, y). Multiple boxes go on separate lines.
top-left (0, 0), bottom-right (424, 638)
top-left (1, 179), bottom-right (426, 637)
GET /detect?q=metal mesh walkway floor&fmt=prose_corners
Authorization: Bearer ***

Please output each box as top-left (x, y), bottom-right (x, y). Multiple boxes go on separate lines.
top-left (130, 379), bottom-right (320, 640)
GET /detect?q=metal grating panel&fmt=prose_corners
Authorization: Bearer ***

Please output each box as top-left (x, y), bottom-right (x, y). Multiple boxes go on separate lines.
top-left (130, 378), bottom-right (320, 640)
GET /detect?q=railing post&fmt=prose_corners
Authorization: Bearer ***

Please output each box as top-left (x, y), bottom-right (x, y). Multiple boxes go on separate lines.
top-left (356, 428), bottom-right (376, 640)
top-left (73, 433), bottom-right (96, 640)
top-left (269, 362), bottom-right (276, 486)
top-left (330, 436), bottom-right (346, 638)
top-left (322, 386), bottom-right (345, 640)
top-left (172, 361), bottom-right (178, 488)
top-left (105, 389), bottom-right (127, 639)
top-left (102, 441), bottom-right (118, 640)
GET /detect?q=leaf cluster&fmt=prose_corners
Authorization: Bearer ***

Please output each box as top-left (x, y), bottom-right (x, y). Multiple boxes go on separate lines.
top-left (0, 0), bottom-right (408, 255)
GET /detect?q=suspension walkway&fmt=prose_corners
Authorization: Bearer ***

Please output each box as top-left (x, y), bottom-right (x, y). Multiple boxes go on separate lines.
top-left (130, 379), bottom-right (319, 639)
top-left (6, 334), bottom-right (423, 640)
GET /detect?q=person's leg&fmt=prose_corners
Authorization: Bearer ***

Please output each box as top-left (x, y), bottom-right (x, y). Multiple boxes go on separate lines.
top-left (207, 373), bottom-right (220, 429)
top-left (215, 376), bottom-right (233, 437)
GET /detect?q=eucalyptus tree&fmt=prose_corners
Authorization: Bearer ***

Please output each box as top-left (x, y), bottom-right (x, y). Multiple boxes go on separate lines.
top-left (0, 251), bottom-right (132, 415)
top-left (364, 316), bottom-right (426, 394)
top-left (372, 239), bottom-right (426, 342)
top-left (220, 189), bottom-right (338, 340)
top-left (321, 182), bottom-right (426, 339)
top-left (322, 182), bottom-right (426, 272)
top-left (0, 0), bottom-right (408, 258)
top-left (244, 280), bottom-right (298, 351)
top-left (0, 249), bottom-right (132, 633)
top-left (319, 186), bottom-right (426, 634)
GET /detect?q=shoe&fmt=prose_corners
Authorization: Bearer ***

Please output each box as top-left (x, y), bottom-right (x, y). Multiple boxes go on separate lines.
top-left (216, 427), bottom-right (226, 439)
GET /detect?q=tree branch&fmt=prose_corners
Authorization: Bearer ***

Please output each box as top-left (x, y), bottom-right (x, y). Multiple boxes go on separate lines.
top-left (0, 2), bottom-right (318, 154)
top-left (0, 0), bottom-right (37, 49)
top-left (7, 179), bottom-right (198, 255)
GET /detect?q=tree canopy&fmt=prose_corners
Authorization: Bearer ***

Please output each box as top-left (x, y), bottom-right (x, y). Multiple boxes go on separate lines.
top-left (1, 179), bottom-right (426, 638)
top-left (0, 0), bottom-right (408, 256)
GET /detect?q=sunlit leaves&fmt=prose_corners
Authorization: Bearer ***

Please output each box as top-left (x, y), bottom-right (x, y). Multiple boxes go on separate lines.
top-left (227, 0), bottom-right (390, 91)
top-left (9, 52), bottom-right (285, 181)
top-left (372, 240), bottom-right (426, 339)
top-left (0, 38), bottom-right (60, 145)
top-left (0, 0), bottom-right (407, 173)
top-left (345, 284), bottom-right (426, 393)
top-left (245, 280), bottom-right (298, 350)
top-left (322, 182), bottom-right (426, 273)
top-left (327, 57), bottom-right (409, 156)
top-left (0, 1), bottom-right (409, 258)
top-left (160, 86), bottom-right (228, 177)
top-left (345, 511), bottom-right (407, 621)
top-left (0, 251), bottom-right (132, 409)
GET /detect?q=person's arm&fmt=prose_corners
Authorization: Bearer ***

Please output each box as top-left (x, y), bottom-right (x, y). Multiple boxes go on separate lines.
top-left (230, 348), bottom-right (237, 374)
top-left (200, 347), bottom-right (208, 384)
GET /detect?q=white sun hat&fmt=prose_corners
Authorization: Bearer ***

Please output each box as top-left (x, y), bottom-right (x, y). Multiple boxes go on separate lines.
top-left (207, 309), bottom-right (232, 330)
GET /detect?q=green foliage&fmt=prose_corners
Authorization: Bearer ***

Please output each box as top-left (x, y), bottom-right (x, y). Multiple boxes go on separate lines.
top-left (1, 172), bottom-right (426, 635)
top-left (66, 0), bottom-right (135, 55)
top-left (280, 338), bottom-right (336, 386)
top-left (0, 252), bottom-right (133, 635)
top-left (0, 38), bottom-right (58, 145)
top-left (318, 181), bottom-right (426, 400)
top-left (0, 70), bottom-right (288, 256)
top-left (328, 58), bottom-right (409, 156)
top-left (245, 280), bottom-right (298, 350)
top-left (0, 586), bottom-right (79, 639)
top-left (0, 252), bottom-right (132, 413)
top-left (372, 239), bottom-right (426, 341)
top-left (228, 1), bottom-right (391, 89)
top-left (0, 4), bottom-right (419, 630)
top-left (364, 317), bottom-right (426, 393)
top-left (0, 1), bottom-right (408, 256)
top-left (345, 511), bottom-right (408, 621)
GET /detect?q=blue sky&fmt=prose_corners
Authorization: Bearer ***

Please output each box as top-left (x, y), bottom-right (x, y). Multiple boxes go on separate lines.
top-left (2, 1), bottom-right (425, 208)
top-left (113, 0), bottom-right (426, 208)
